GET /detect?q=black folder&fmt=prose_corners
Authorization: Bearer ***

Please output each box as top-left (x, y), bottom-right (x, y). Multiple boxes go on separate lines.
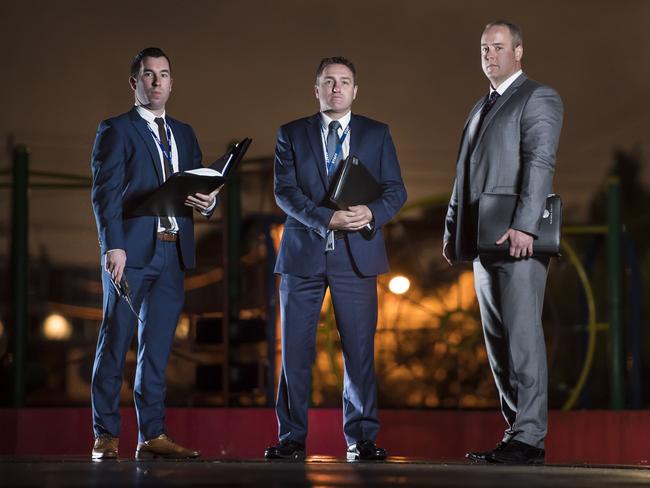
top-left (477, 192), bottom-right (562, 256)
top-left (328, 156), bottom-right (382, 209)
top-left (130, 138), bottom-right (251, 218)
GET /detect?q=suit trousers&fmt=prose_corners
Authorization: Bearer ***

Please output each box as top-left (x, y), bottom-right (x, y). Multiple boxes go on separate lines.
top-left (276, 238), bottom-right (379, 446)
top-left (91, 238), bottom-right (184, 443)
top-left (473, 254), bottom-right (550, 449)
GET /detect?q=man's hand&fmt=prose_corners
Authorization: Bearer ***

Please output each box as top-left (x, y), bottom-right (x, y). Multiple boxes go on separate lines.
top-left (328, 205), bottom-right (373, 231)
top-left (496, 228), bottom-right (534, 258)
top-left (185, 184), bottom-right (223, 212)
top-left (442, 241), bottom-right (454, 266)
top-left (105, 249), bottom-right (127, 283)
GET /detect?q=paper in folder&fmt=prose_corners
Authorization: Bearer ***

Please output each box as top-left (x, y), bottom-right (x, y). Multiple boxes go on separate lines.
top-left (130, 137), bottom-right (251, 217)
top-left (328, 156), bottom-right (382, 209)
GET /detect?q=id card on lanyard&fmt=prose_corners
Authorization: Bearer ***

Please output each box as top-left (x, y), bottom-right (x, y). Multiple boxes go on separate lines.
top-left (148, 123), bottom-right (174, 166)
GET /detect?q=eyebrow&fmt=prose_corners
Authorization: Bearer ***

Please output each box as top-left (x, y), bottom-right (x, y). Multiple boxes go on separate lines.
top-left (143, 68), bottom-right (170, 74)
top-left (323, 75), bottom-right (352, 81)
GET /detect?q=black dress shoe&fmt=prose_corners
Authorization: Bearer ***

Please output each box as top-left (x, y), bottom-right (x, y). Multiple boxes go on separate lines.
top-left (488, 440), bottom-right (545, 465)
top-left (347, 440), bottom-right (387, 461)
top-left (466, 441), bottom-right (508, 463)
top-left (264, 439), bottom-right (305, 461)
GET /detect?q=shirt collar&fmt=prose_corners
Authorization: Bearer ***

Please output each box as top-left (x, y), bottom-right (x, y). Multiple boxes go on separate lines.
top-left (320, 110), bottom-right (351, 131)
top-left (490, 69), bottom-right (523, 96)
top-left (136, 105), bottom-right (166, 125)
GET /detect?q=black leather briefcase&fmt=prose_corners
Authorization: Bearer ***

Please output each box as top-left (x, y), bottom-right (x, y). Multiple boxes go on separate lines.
top-left (477, 193), bottom-right (562, 256)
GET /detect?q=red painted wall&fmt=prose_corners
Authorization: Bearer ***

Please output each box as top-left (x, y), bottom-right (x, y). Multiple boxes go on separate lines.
top-left (2, 408), bottom-right (650, 465)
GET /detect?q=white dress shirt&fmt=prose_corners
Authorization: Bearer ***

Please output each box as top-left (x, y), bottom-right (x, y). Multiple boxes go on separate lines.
top-left (136, 106), bottom-right (180, 233)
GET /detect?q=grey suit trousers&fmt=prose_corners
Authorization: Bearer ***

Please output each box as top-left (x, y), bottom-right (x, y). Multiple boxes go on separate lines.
top-left (473, 254), bottom-right (550, 448)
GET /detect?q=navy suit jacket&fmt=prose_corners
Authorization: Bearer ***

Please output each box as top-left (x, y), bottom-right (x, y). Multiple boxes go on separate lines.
top-left (274, 113), bottom-right (407, 277)
top-left (91, 107), bottom-right (204, 269)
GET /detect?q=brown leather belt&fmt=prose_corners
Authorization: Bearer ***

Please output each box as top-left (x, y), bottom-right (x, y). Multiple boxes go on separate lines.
top-left (157, 231), bottom-right (178, 242)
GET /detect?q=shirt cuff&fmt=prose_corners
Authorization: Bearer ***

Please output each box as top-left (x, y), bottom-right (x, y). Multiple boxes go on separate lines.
top-left (200, 198), bottom-right (217, 216)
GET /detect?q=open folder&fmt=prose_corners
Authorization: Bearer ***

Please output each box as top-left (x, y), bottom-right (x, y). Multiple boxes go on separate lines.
top-left (130, 137), bottom-right (252, 218)
top-left (328, 156), bottom-right (382, 209)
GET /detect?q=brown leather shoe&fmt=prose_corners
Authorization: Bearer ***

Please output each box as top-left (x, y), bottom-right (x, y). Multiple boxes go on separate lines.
top-left (92, 435), bottom-right (119, 460)
top-left (135, 434), bottom-right (200, 460)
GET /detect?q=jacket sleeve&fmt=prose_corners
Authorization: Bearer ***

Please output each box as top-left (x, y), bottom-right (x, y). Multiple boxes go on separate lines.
top-left (511, 86), bottom-right (564, 237)
top-left (273, 125), bottom-right (335, 238)
top-left (91, 120), bottom-right (126, 254)
top-left (443, 177), bottom-right (458, 246)
top-left (365, 125), bottom-right (407, 228)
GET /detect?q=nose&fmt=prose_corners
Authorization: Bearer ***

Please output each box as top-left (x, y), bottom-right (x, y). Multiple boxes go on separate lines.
top-left (152, 75), bottom-right (160, 86)
top-left (332, 82), bottom-right (340, 93)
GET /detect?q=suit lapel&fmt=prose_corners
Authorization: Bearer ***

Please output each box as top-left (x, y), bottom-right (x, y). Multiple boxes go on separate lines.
top-left (305, 113), bottom-right (329, 190)
top-left (473, 73), bottom-right (528, 149)
top-left (166, 117), bottom-right (188, 172)
top-left (349, 113), bottom-right (361, 158)
top-left (129, 108), bottom-right (164, 184)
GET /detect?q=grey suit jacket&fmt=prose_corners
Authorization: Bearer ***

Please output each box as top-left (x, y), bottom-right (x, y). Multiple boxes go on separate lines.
top-left (444, 73), bottom-right (564, 262)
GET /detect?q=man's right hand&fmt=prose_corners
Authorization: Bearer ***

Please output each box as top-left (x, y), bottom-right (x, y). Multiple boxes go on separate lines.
top-left (442, 241), bottom-right (454, 266)
top-left (105, 249), bottom-right (127, 283)
top-left (328, 208), bottom-right (372, 231)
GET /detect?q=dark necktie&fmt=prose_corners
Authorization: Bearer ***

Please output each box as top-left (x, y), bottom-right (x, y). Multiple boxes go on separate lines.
top-left (477, 90), bottom-right (500, 132)
top-left (326, 120), bottom-right (342, 181)
top-left (154, 117), bottom-right (174, 231)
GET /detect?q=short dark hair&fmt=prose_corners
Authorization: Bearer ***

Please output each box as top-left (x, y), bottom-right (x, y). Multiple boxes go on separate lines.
top-left (315, 56), bottom-right (357, 84)
top-left (484, 20), bottom-right (523, 48)
top-left (130, 47), bottom-right (171, 78)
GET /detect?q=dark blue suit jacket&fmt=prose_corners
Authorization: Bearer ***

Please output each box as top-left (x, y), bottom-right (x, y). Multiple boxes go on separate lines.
top-left (274, 113), bottom-right (407, 277)
top-left (91, 107), bottom-right (203, 269)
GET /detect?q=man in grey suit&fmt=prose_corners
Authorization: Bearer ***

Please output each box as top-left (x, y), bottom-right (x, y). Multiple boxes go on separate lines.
top-left (443, 20), bottom-right (563, 464)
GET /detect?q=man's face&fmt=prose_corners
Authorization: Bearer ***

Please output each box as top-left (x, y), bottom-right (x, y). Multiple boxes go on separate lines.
top-left (480, 25), bottom-right (523, 88)
top-left (314, 63), bottom-right (357, 117)
top-left (130, 56), bottom-right (173, 113)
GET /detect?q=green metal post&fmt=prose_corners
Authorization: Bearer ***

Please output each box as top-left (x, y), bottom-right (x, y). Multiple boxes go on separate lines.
top-left (11, 145), bottom-right (29, 408)
top-left (607, 177), bottom-right (624, 409)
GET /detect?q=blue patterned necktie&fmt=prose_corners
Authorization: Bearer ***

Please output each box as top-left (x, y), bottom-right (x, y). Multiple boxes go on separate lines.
top-left (326, 120), bottom-right (342, 181)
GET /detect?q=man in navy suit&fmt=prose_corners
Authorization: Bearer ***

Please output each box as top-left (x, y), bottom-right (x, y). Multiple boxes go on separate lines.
top-left (90, 47), bottom-right (219, 460)
top-left (265, 57), bottom-right (407, 461)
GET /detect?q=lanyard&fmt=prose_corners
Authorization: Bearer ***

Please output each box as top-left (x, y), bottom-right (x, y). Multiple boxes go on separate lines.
top-left (322, 124), bottom-right (350, 171)
top-left (148, 123), bottom-right (173, 164)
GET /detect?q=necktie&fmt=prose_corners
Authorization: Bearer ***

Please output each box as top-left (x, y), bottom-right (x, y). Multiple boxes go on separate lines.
top-left (326, 120), bottom-right (342, 181)
top-left (154, 117), bottom-right (174, 231)
top-left (477, 91), bottom-right (500, 132)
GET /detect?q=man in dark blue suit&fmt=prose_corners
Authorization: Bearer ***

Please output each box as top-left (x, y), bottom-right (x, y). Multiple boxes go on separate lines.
top-left (90, 47), bottom-right (219, 460)
top-left (265, 57), bottom-right (407, 461)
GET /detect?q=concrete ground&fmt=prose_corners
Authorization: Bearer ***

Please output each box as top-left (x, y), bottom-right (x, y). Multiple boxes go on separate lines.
top-left (3, 457), bottom-right (650, 487)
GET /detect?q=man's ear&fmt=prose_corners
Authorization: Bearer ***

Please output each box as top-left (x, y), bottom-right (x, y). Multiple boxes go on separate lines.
top-left (129, 76), bottom-right (137, 91)
top-left (515, 45), bottom-right (523, 62)
top-left (314, 84), bottom-right (319, 100)
top-left (352, 85), bottom-right (358, 101)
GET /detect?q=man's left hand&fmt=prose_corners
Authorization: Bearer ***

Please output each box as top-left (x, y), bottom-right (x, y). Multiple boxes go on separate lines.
top-left (346, 205), bottom-right (373, 231)
top-left (185, 185), bottom-right (223, 212)
top-left (496, 228), bottom-right (534, 258)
